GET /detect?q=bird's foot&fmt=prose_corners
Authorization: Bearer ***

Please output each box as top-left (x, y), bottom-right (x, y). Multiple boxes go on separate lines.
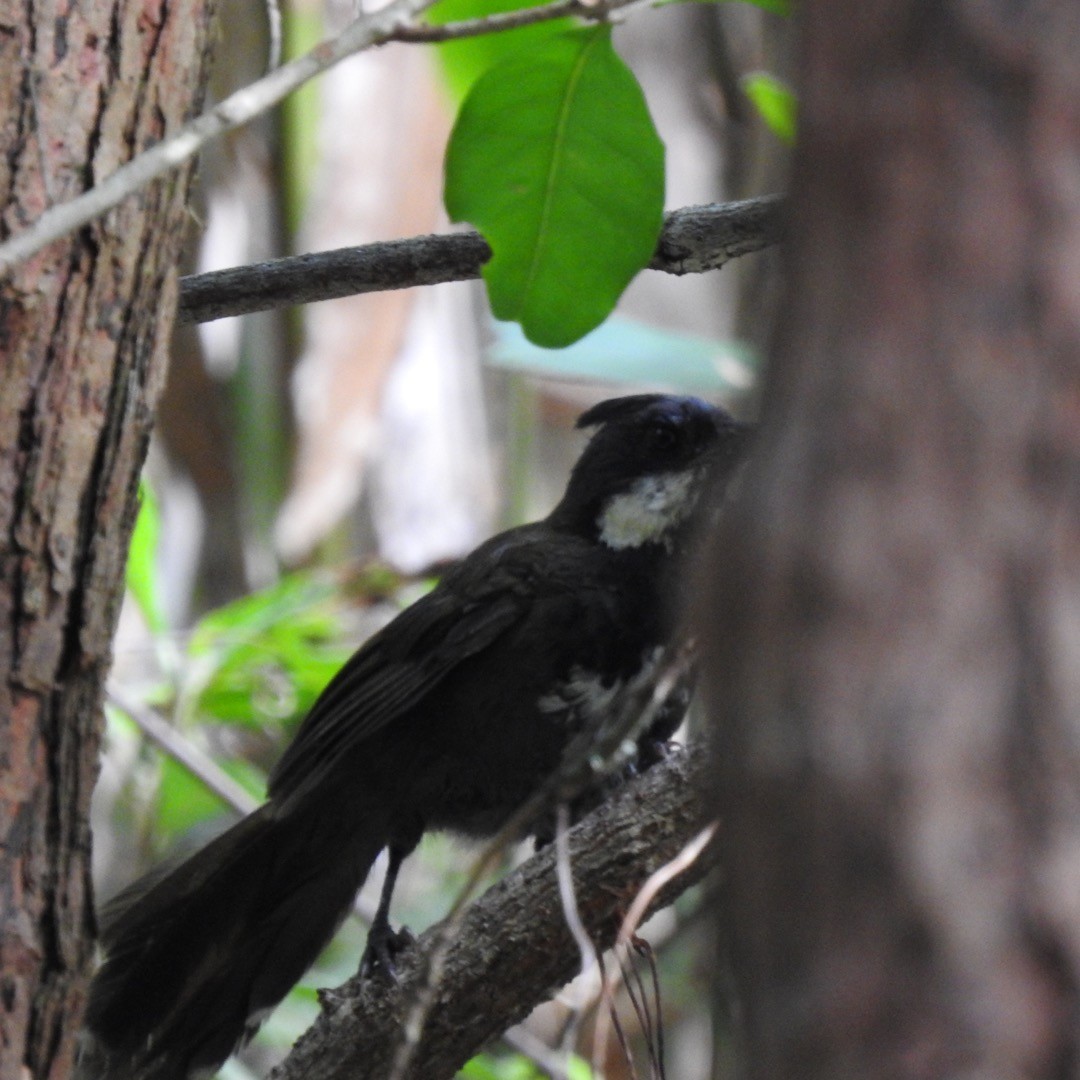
top-left (637, 737), bottom-right (680, 770)
top-left (360, 923), bottom-right (416, 980)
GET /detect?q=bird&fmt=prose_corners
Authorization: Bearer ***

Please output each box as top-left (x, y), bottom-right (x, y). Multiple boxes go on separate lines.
top-left (78, 393), bottom-right (751, 1080)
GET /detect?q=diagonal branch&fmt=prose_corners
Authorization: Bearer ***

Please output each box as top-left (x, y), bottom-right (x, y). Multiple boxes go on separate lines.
top-left (268, 744), bottom-right (715, 1080)
top-left (0, 0), bottom-right (432, 274)
top-left (177, 195), bottom-right (785, 323)
top-left (105, 690), bottom-right (260, 816)
top-left (0, 0), bottom-right (649, 275)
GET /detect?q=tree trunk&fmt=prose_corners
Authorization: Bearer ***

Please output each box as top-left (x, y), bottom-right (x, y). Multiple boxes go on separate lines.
top-left (0, 3), bottom-right (216, 1076)
top-left (704, 2), bottom-right (1080, 1078)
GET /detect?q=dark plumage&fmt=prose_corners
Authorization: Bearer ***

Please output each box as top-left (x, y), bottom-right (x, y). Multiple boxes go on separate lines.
top-left (78, 394), bottom-right (751, 1080)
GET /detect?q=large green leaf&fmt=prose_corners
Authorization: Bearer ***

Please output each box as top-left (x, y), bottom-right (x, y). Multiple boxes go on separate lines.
top-left (445, 25), bottom-right (665, 348)
top-left (427, 0), bottom-right (575, 104)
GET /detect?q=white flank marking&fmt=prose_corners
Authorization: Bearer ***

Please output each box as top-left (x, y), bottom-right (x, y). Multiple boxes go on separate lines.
top-left (538, 648), bottom-right (664, 721)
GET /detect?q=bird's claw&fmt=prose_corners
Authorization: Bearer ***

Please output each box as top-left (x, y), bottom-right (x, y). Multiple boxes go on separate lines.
top-left (359, 924), bottom-right (416, 980)
top-left (638, 737), bottom-right (680, 770)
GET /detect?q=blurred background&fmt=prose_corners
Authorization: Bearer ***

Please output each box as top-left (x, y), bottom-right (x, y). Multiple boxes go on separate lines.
top-left (98, 1), bottom-right (792, 1076)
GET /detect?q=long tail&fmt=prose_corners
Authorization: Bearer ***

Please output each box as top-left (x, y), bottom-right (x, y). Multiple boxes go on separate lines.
top-left (78, 798), bottom-right (385, 1080)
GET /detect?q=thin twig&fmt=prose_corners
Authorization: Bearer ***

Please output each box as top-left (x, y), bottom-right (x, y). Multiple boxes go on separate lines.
top-left (265, 0), bottom-right (283, 72)
top-left (615, 948), bottom-right (647, 1079)
top-left (106, 689), bottom-right (260, 816)
top-left (640, 940), bottom-right (666, 1080)
top-left (619, 824), bottom-right (717, 949)
top-left (554, 803), bottom-right (601, 1067)
top-left (619, 940), bottom-right (662, 1079)
top-left (603, 952), bottom-right (641, 1080)
top-left (393, 0), bottom-right (647, 42)
top-left (0, 0), bottom-right (435, 275)
top-left (0, 0), bottom-right (649, 275)
top-left (591, 823), bottom-right (718, 1073)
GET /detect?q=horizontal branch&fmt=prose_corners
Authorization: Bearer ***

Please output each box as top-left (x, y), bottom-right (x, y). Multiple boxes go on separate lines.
top-left (178, 195), bottom-right (784, 324)
top-left (269, 744), bottom-right (715, 1080)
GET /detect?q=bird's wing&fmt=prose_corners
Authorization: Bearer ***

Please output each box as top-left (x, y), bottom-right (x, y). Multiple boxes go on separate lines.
top-left (266, 541), bottom-right (538, 802)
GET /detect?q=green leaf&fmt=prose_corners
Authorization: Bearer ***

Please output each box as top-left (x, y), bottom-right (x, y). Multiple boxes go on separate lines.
top-left (742, 71), bottom-right (797, 145)
top-left (458, 1055), bottom-right (505, 1080)
top-left (426, 0), bottom-right (575, 104)
top-left (445, 25), bottom-right (665, 348)
top-left (186, 573), bottom-right (354, 729)
top-left (127, 479), bottom-right (165, 634)
top-left (154, 757), bottom-right (229, 839)
top-left (153, 756), bottom-right (264, 841)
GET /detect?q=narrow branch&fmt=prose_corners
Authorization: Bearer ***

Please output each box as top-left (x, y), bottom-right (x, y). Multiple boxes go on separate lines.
top-left (106, 690), bottom-right (260, 816)
top-left (178, 196), bottom-right (784, 323)
top-left (393, 0), bottom-right (643, 42)
top-left (0, 0), bottom-right (645, 275)
top-left (591, 822), bottom-right (718, 1069)
top-left (269, 744), bottom-right (715, 1080)
top-left (0, 0), bottom-right (434, 275)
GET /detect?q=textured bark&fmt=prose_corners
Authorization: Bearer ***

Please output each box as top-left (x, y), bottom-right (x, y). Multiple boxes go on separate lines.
top-left (176, 195), bottom-right (785, 324)
top-left (704, 2), bottom-right (1080, 1079)
top-left (270, 746), bottom-right (714, 1080)
top-left (0, 3), bottom-right (216, 1076)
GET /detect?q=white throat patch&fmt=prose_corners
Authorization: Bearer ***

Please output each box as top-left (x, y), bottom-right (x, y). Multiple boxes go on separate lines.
top-left (598, 471), bottom-right (699, 551)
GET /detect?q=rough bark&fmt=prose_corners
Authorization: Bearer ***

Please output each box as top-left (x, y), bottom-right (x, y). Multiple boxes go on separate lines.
top-left (176, 195), bottom-right (785, 324)
top-left (0, 3), bottom-right (216, 1076)
top-left (703, 2), bottom-right (1080, 1078)
top-left (271, 746), bottom-right (714, 1080)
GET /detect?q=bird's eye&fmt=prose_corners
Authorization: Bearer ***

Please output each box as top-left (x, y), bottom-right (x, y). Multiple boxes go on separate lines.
top-left (649, 423), bottom-right (679, 452)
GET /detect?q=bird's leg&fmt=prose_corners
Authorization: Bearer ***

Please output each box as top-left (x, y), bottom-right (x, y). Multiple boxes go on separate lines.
top-left (359, 845), bottom-right (415, 979)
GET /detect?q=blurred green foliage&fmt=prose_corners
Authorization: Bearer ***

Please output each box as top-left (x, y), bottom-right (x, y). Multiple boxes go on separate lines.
top-left (127, 480), bottom-right (166, 635)
top-left (186, 572), bottom-right (356, 727)
top-left (741, 71), bottom-right (797, 145)
top-left (462, 1050), bottom-right (594, 1078)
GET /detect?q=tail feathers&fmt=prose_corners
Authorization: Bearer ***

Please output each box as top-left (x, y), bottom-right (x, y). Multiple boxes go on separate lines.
top-left (79, 801), bottom-right (384, 1080)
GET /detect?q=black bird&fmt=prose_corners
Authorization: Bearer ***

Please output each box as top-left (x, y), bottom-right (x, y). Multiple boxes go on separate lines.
top-left (79, 394), bottom-right (750, 1080)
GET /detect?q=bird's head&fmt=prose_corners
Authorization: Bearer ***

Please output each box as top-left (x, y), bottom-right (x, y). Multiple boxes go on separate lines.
top-left (550, 394), bottom-right (752, 551)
